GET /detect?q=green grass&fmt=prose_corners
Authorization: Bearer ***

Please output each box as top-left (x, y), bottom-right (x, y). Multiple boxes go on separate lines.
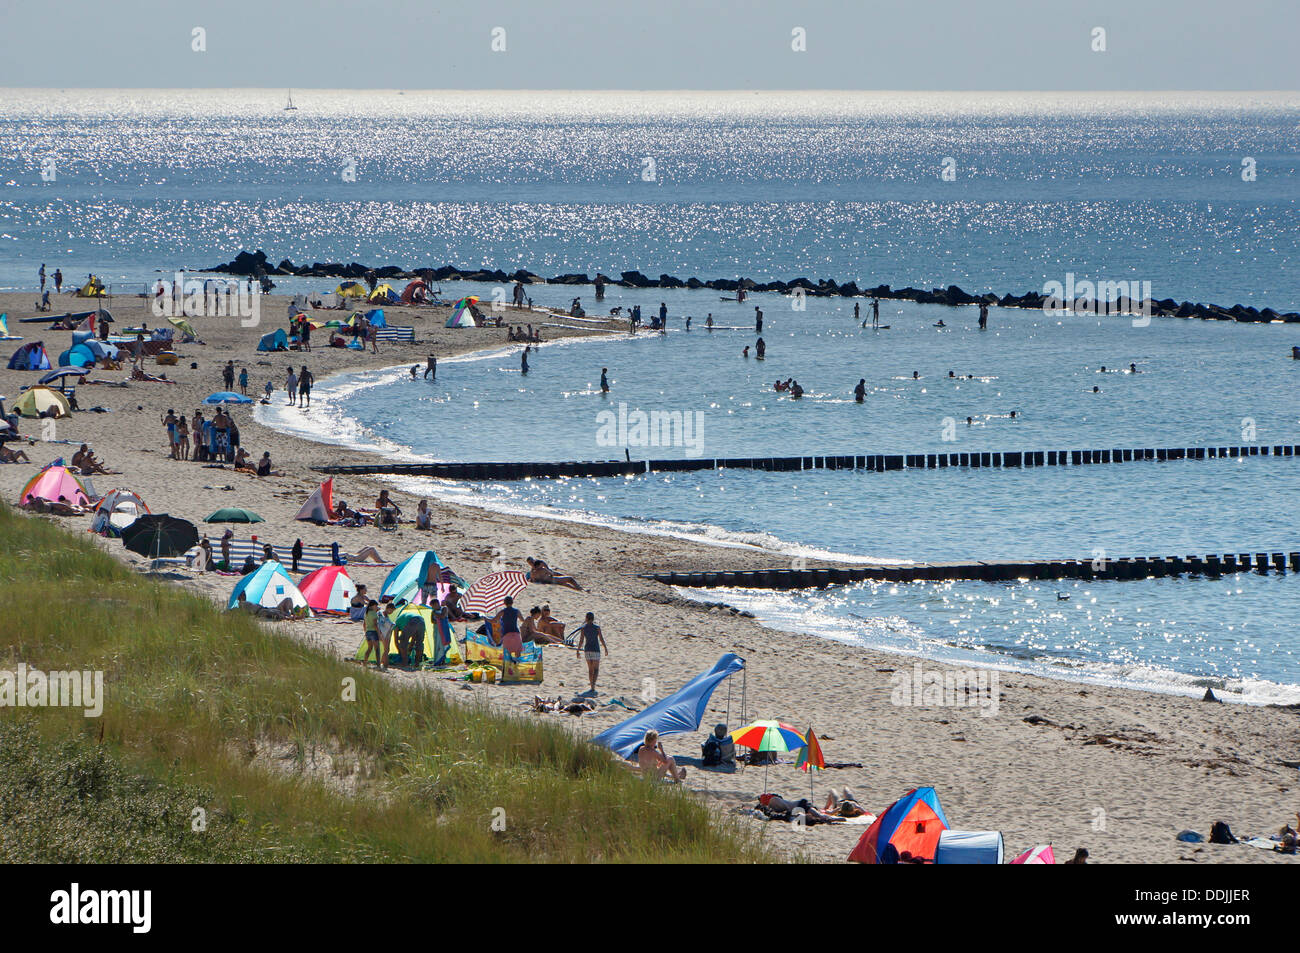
top-left (0, 504), bottom-right (769, 863)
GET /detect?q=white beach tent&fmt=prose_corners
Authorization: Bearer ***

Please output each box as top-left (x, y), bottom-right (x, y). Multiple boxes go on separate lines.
top-left (934, 830), bottom-right (1005, 865)
top-left (91, 488), bottom-right (149, 536)
top-left (295, 478), bottom-right (334, 522)
top-left (227, 561), bottom-right (310, 612)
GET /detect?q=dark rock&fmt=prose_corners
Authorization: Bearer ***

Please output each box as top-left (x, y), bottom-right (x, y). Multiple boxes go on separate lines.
top-left (658, 274), bottom-right (685, 288)
top-left (620, 270), bottom-right (652, 287)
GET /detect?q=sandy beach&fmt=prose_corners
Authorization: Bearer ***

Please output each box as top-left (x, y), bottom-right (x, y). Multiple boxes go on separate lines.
top-left (1, 289), bottom-right (1295, 864)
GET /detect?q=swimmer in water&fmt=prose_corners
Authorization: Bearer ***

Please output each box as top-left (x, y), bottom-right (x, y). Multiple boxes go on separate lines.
top-left (935, 319), bottom-right (946, 328)
top-left (948, 370), bottom-right (955, 378)
top-left (854, 379), bottom-right (866, 402)
top-left (742, 346), bottom-right (750, 358)
top-left (966, 416), bottom-right (973, 426)
top-left (1129, 362), bottom-right (1138, 373)
top-left (912, 371), bottom-right (920, 380)
top-left (1093, 385), bottom-right (1100, 393)
top-left (521, 346), bottom-right (530, 375)
top-left (1009, 410), bottom-right (1017, 418)
top-left (600, 367), bottom-right (609, 393)
top-left (755, 337), bottom-right (766, 359)
top-left (790, 381), bottom-right (804, 399)
top-left (1099, 366), bottom-right (1107, 373)
top-left (706, 314), bottom-right (714, 331)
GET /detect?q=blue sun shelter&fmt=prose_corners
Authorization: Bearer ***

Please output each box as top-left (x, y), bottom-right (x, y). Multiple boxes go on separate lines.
top-left (228, 561), bottom-right (310, 612)
top-left (381, 550), bottom-right (466, 598)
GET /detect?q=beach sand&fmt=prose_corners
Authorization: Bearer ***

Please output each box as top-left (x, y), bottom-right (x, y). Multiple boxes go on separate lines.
top-left (1, 290), bottom-right (1296, 864)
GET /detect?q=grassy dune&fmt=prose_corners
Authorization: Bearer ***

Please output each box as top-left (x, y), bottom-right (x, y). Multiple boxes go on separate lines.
top-left (0, 504), bottom-right (767, 863)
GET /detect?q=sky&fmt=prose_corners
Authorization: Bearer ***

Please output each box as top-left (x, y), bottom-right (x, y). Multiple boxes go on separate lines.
top-left (0, 0), bottom-right (1295, 90)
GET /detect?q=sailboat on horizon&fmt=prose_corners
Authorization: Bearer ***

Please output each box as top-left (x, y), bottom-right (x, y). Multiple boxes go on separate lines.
top-left (284, 89), bottom-right (297, 111)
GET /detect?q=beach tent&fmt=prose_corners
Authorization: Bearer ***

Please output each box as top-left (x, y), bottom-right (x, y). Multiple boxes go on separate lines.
top-left (257, 328), bottom-right (288, 351)
top-left (1011, 845), bottom-right (1056, 865)
top-left (400, 279), bottom-right (428, 304)
top-left (368, 284), bottom-right (399, 304)
top-left (934, 830), bottom-right (1005, 865)
top-left (445, 296), bottom-right (479, 328)
top-left (91, 488), bottom-right (150, 536)
top-left (356, 605), bottom-right (462, 667)
top-left (12, 386), bottom-right (71, 418)
top-left (298, 565), bottom-right (357, 613)
top-left (7, 341), bottom-right (51, 370)
top-left (848, 787), bottom-right (950, 864)
top-left (335, 281), bottom-right (368, 298)
top-left (294, 478), bottom-right (335, 522)
top-left (76, 277), bottom-right (107, 297)
top-left (363, 308), bottom-right (387, 328)
top-left (58, 344), bottom-right (97, 368)
top-left (19, 463), bottom-right (94, 507)
top-left (382, 550), bottom-right (465, 598)
top-left (591, 653), bottom-right (746, 759)
top-left (227, 561), bottom-right (310, 612)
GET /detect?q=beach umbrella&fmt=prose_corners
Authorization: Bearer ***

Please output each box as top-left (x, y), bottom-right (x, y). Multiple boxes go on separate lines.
top-left (204, 507), bottom-right (265, 524)
top-left (121, 514), bottom-right (199, 559)
top-left (730, 720), bottom-right (806, 792)
top-left (38, 369), bottom-right (87, 386)
top-left (1011, 845), bottom-right (1056, 865)
top-left (203, 392), bottom-right (254, 405)
top-left (459, 570), bottom-right (529, 617)
top-left (796, 726), bottom-right (825, 799)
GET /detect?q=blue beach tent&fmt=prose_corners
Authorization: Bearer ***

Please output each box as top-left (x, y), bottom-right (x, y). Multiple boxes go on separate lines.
top-left (364, 308), bottom-right (387, 328)
top-left (934, 830), bottom-right (1005, 865)
top-left (228, 561), bottom-right (309, 611)
top-left (381, 550), bottom-right (466, 598)
top-left (59, 344), bottom-right (97, 368)
top-left (203, 392), bottom-right (254, 405)
top-left (7, 341), bottom-right (51, 370)
top-left (257, 328), bottom-right (288, 351)
top-left (591, 654), bottom-right (746, 759)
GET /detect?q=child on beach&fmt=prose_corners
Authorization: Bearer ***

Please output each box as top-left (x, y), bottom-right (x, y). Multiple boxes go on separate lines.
top-left (285, 368), bottom-right (297, 406)
top-left (238, 367), bottom-right (249, 395)
top-left (361, 600), bottom-right (382, 667)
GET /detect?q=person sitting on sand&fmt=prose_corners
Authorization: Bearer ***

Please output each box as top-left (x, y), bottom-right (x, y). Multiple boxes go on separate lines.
top-left (522, 605), bottom-right (565, 645)
top-left (525, 556), bottom-right (583, 591)
top-left (240, 555), bottom-right (258, 575)
top-left (635, 730), bottom-right (687, 782)
top-left (71, 444), bottom-right (108, 475)
top-left (233, 447), bottom-right (255, 473)
top-left (375, 490), bottom-right (401, 524)
top-left (415, 499), bottom-right (431, 530)
top-left (536, 604), bottom-right (566, 642)
top-left (443, 583), bottom-right (466, 621)
top-left (0, 444), bottom-right (31, 464)
top-left (256, 452), bottom-right (282, 477)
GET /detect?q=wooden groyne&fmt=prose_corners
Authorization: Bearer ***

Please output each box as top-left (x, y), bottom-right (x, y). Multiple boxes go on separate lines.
top-left (318, 442), bottom-right (1299, 481)
top-left (642, 551), bottom-right (1300, 588)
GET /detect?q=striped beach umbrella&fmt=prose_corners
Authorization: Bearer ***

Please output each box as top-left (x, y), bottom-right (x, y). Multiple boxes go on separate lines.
top-left (1011, 845), bottom-right (1056, 865)
top-left (459, 570), bottom-right (529, 617)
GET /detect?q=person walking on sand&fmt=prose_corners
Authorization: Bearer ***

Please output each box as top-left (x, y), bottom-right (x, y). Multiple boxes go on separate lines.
top-left (132, 333), bottom-right (145, 368)
top-left (223, 360), bottom-right (235, 391)
top-left (361, 600), bottom-right (383, 668)
top-left (238, 367), bottom-right (249, 395)
top-left (291, 538), bottom-right (303, 574)
top-left (577, 612), bottom-right (607, 693)
top-left (285, 367), bottom-right (297, 406)
top-left (490, 596), bottom-right (523, 650)
top-left (298, 365), bottom-right (313, 408)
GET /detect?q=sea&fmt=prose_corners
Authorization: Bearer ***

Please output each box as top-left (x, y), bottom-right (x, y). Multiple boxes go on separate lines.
top-left (4, 89), bottom-right (1298, 703)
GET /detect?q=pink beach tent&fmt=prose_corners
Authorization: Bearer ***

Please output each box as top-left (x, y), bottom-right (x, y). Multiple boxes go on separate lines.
top-left (19, 463), bottom-right (94, 507)
top-left (1011, 845), bottom-right (1055, 865)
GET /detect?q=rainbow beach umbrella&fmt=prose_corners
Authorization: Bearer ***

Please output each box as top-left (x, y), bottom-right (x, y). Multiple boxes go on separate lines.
top-left (796, 727), bottom-right (825, 798)
top-left (731, 720), bottom-right (806, 792)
